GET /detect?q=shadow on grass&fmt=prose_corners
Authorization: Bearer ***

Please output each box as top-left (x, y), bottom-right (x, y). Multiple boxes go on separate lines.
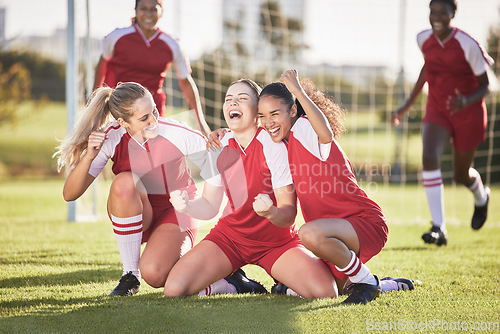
top-left (382, 246), bottom-right (429, 252)
top-left (0, 293), bottom-right (314, 333)
top-left (0, 268), bottom-right (122, 289)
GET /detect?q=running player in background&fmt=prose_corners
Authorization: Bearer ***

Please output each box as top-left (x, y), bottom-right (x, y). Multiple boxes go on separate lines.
top-left (392, 0), bottom-right (494, 246)
top-left (165, 79), bottom-right (338, 299)
top-left (93, 0), bottom-right (210, 136)
top-left (54, 82), bottom-right (255, 296)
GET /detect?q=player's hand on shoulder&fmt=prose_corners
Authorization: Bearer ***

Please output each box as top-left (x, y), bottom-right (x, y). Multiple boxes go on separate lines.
top-left (253, 193), bottom-right (277, 219)
top-left (169, 190), bottom-right (189, 213)
top-left (86, 131), bottom-right (108, 159)
top-left (206, 128), bottom-right (228, 151)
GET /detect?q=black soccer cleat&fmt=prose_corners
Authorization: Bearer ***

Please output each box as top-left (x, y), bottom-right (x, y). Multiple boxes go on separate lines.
top-left (109, 272), bottom-right (141, 296)
top-left (471, 187), bottom-right (490, 230)
top-left (341, 275), bottom-right (381, 305)
top-left (271, 282), bottom-right (288, 295)
top-left (381, 276), bottom-right (414, 291)
top-left (224, 268), bottom-right (268, 294)
top-left (422, 224), bottom-right (447, 246)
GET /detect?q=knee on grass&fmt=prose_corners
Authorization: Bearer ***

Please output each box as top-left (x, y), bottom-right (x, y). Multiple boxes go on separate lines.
top-left (139, 262), bottom-right (169, 289)
top-left (163, 279), bottom-right (192, 297)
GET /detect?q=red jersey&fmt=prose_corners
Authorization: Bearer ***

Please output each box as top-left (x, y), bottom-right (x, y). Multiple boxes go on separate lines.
top-left (89, 117), bottom-right (209, 207)
top-left (210, 128), bottom-right (297, 247)
top-left (101, 24), bottom-right (192, 114)
top-left (288, 117), bottom-right (385, 223)
top-left (417, 28), bottom-right (494, 115)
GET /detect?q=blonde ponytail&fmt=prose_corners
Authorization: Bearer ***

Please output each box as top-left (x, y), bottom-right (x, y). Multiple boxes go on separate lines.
top-left (54, 82), bottom-right (151, 172)
top-left (54, 87), bottom-right (114, 172)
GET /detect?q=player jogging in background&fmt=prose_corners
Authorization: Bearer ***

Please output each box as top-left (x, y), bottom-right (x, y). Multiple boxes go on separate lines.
top-left (54, 82), bottom-right (261, 297)
top-left (392, 0), bottom-right (494, 246)
top-left (93, 0), bottom-right (210, 136)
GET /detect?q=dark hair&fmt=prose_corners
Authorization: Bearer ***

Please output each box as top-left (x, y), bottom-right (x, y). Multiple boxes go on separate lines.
top-left (260, 80), bottom-right (346, 139)
top-left (132, 0), bottom-right (163, 24)
top-left (429, 0), bottom-right (457, 13)
top-left (135, 0), bottom-right (163, 9)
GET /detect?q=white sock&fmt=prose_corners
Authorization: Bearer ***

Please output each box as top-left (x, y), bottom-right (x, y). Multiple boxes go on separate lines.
top-left (335, 250), bottom-right (377, 286)
top-left (467, 169), bottom-right (488, 206)
top-left (422, 169), bottom-right (445, 229)
top-left (198, 279), bottom-right (237, 296)
top-left (380, 280), bottom-right (399, 293)
top-left (284, 287), bottom-right (300, 297)
top-left (111, 214), bottom-right (143, 280)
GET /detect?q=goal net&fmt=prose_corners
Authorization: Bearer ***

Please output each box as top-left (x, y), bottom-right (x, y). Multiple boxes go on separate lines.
top-left (74, 0), bottom-right (500, 222)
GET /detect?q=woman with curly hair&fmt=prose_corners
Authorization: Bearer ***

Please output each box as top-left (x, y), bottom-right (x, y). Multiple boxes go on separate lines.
top-left (257, 70), bottom-right (391, 304)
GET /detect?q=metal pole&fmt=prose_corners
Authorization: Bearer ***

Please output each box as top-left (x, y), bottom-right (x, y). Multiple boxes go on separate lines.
top-left (66, 0), bottom-right (77, 222)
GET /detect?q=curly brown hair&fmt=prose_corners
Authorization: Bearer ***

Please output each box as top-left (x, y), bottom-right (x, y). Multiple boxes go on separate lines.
top-left (298, 78), bottom-right (346, 140)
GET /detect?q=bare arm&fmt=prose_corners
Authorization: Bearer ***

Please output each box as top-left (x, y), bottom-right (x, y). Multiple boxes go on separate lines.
top-left (392, 65), bottom-right (427, 126)
top-left (93, 56), bottom-right (108, 91)
top-left (62, 131), bottom-right (107, 201)
top-left (170, 182), bottom-right (224, 220)
top-left (280, 70), bottom-right (333, 144)
top-left (447, 72), bottom-right (490, 114)
top-left (178, 76), bottom-right (211, 137)
top-left (253, 184), bottom-right (297, 228)
top-left (63, 156), bottom-right (96, 202)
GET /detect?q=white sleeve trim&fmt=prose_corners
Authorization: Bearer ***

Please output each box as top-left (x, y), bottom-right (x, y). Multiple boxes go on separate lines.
top-left (101, 26), bottom-right (135, 61)
top-left (291, 118), bottom-right (331, 162)
top-left (417, 29), bottom-right (433, 53)
top-left (455, 30), bottom-right (494, 76)
top-left (88, 124), bottom-right (122, 177)
top-left (259, 131), bottom-right (293, 189)
top-left (158, 33), bottom-right (192, 79)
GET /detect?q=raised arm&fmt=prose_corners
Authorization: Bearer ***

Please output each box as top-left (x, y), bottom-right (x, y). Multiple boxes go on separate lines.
top-left (178, 76), bottom-right (211, 137)
top-left (280, 70), bottom-right (333, 144)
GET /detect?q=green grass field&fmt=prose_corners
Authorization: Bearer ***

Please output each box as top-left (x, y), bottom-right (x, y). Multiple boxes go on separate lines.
top-left (0, 178), bottom-right (498, 333)
top-left (0, 102), bottom-right (498, 332)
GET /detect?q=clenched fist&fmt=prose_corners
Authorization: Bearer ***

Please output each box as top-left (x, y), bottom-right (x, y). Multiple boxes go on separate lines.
top-left (169, 190), bottom-right (189, 213)
top-left (253, 193), bottom-right (277, 219)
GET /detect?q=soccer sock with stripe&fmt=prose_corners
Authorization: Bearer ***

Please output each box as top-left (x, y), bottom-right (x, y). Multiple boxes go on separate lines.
top-left (422, 169), bottom-right (445, 229)
top-left (467, 168), bottom-right (488, 206)
top-left (198, 279), bottom-right (237, 296)
top-left (111, 214), bottom-right (143, 280)
top-left (335, 250), bottom-right (377, 286)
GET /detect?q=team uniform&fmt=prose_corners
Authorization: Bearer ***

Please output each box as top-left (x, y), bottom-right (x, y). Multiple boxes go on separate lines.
top-left (287, 117), bottom-right (388, 280)
top-left (88, 117), bottom-right (210, 244)
top-left (203, 128), bottom-right (302, 275)
top-left (100, 24), bottom-right (192, 116)
top-left (417, 27), bottom-right (494, 150)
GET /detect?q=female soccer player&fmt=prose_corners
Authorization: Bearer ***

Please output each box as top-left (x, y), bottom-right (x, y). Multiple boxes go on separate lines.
top-left (392, 0), bottom-right (493, 245)
top-left (55, 82), bottom-right (253, 297)
top-left (164, 79), bottom-right (338, 299)
top-left (93, 0), bottom-right (210, 136)
top-left (256, 70), bottom-right (390, 304)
